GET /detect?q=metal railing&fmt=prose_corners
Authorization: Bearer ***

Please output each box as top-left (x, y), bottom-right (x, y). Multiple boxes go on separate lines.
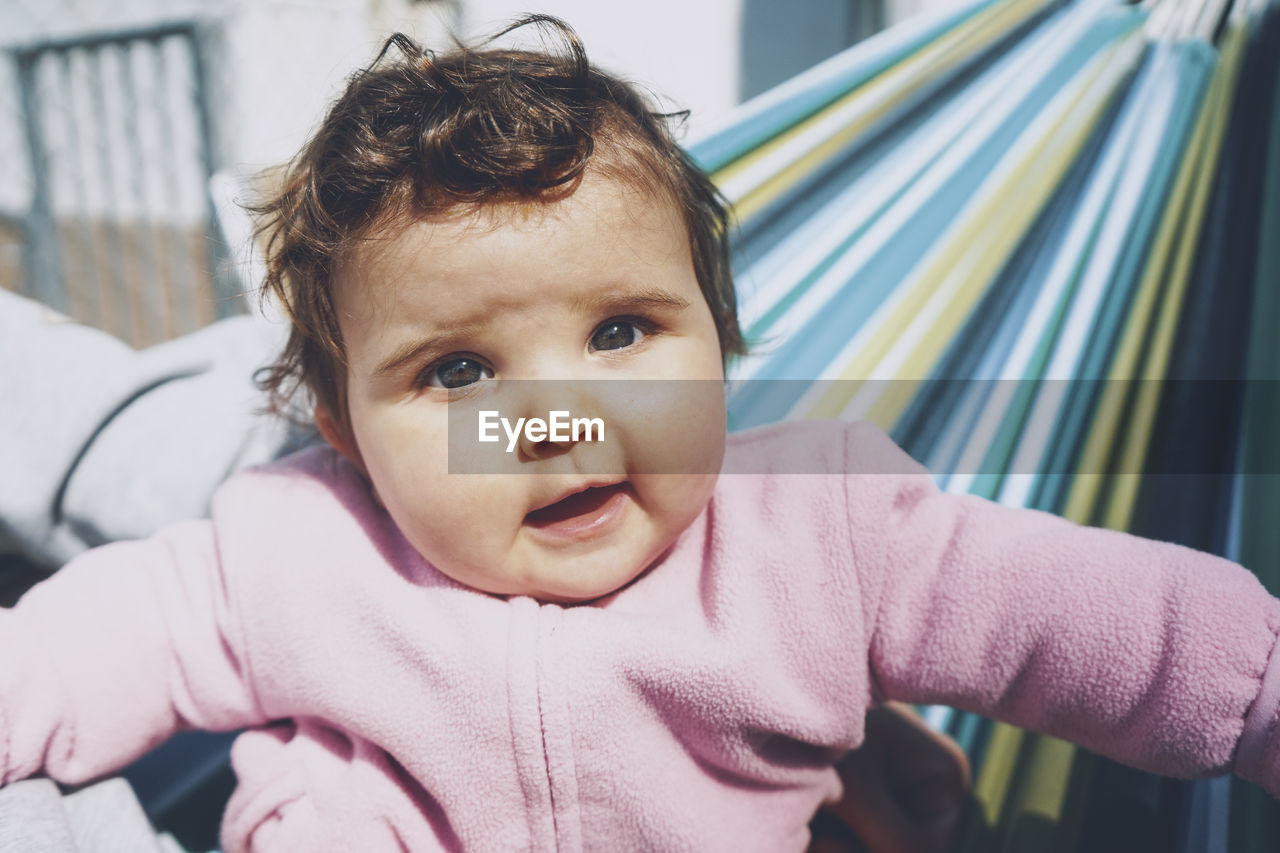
top-left (8, 21), bottom-right (237, 346)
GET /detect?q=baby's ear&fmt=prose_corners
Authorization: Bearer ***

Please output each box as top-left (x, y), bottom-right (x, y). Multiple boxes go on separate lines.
top-left (315, 405), bottom-right (367, 476)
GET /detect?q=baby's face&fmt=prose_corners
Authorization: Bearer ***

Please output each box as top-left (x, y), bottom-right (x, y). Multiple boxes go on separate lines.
top-left (323, 172), bottom-right (727, 602)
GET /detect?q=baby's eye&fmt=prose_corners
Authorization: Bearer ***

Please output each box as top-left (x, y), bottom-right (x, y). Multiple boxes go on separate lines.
top-left (590, 319), bottom-right (648, 352)
top-left (424, 357), bottom-right (493, 389)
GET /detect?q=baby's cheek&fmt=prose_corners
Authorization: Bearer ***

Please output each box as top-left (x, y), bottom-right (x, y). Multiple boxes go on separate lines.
top-left (632, 472), bottom-right (718, 537)
top-left (615, 382), bottom-right (726, 476)
top-left (674, 473), bottom-right (720, 524)
top-left (425, 479), bottom-right (519, 557)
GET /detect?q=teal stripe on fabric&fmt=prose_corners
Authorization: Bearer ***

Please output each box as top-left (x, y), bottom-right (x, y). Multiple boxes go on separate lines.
top-left (1074, 41), bottom-right (1215, 385)
top-left (733, 1), bottom-right (1143, 343)
top-left (1024, 41), bottom-right (1213, 512)
top-left (963, 52), bottom-right (1145, 490)
top-left (1238, 4), bottom-right (1280, 598)
top-left (1031, 42), bottom-right (1215, 512)
top-left (839, 21), bottom-right (1141, 484)
top-left (993, 54), bottom-right (1165, 492)
top-left (985, 46), bottom-right (1171, 506)
top-left (688, 0), bottom-right (1004, 172)
top-left (900, 81), bottom-right (1124, 475)
top-left (951, 711), bottom-right (984, 755)
top-left (728, 6), bottom-right (1143, 429)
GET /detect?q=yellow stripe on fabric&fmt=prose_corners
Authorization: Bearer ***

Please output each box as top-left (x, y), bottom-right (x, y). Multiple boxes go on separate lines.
top-left (801, 36), bottom-right (1141, 424)
top-left (970, 724), bottom-right (1025, 832)
top-left (995, 37), bottom-right (1242, 841)
top-left (1058, 99), bottom-right (1213, 522)
top-left (1000, 735), bottom-right (1078, 849)
top-left (994, 31), bottom-right (1244, 845)
top-left (1097, 26), bottom-right (1244, 531)
top-left (1060, 24), bottom-right (1243, 528)
top-left (827, 39), bottom-right (1139, 845)
top-left (714, 0), bottom-right (1052, 222)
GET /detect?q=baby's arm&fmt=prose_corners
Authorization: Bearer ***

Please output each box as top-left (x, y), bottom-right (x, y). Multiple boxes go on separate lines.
top-left (0, 520), bottom-right (265, 787)
top-left (844, 423), bottom-right (1280, 795)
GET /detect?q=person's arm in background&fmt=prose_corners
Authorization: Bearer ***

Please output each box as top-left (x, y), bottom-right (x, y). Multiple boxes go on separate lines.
top-left (813, 703), bottom-right (971, 853)
top-left (0, 289), bottom-right (313, 579)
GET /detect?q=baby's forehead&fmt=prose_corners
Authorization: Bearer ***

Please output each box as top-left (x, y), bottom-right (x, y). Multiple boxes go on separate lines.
top-left (344, 172), bottom-right (687, 273)
top-left (448, 170), bottom-right (683, 231)
top-left (330, 173), bottom-right (697, 327)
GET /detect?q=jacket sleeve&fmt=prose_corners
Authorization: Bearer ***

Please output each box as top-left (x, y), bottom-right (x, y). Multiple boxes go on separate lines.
top-left (0, 519), bottom-right (266, 786)
top-left (842, 422), bottom-right (1280, 795)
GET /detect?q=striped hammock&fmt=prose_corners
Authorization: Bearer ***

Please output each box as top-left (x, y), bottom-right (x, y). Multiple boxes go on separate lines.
top-left (693, 0), bottom-right (1280, 847)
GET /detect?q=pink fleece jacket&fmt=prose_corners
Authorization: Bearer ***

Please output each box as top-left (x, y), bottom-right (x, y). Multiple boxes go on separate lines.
top-left (3, 420), bottom-right (1280, 851)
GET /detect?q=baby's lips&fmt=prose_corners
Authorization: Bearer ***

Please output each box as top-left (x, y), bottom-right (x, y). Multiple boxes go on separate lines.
top-left (525, 485), bottom-right (624, 526)
top-left (525, 480), bottom-right (629, 523)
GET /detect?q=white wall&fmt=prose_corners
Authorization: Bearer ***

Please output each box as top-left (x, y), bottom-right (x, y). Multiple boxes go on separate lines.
top-left (1, 0), bottom-right (951, 213)
top-left (453, 0), bottom-right (742, 142)
top-left (222, 0), bottom-right (948, 168)
top-left (217, 0), bottom-right (461, 169)
top-left (217, 0), bottom-right (372, 170)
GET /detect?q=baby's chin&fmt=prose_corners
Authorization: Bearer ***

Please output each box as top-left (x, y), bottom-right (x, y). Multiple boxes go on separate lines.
top-left (478, 556), bottom-right (657, 605)
top-left (532, 559), bottom-right (662, 604)
top-left (428, 535), bottom-right (671, 605)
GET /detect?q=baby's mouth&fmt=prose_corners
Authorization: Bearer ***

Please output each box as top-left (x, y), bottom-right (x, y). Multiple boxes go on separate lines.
top-left (525, 483), bottom-right (629, 528)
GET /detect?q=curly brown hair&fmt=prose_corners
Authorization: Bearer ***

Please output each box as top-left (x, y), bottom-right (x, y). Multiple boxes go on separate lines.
top-left (252, 15), bottom-right (744, 419)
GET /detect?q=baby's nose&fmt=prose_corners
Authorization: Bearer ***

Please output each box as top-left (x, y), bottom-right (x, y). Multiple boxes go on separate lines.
top-left (517, 414), bottom-right (576, 461)
top-left (510, 381), bottom-right (608, 463)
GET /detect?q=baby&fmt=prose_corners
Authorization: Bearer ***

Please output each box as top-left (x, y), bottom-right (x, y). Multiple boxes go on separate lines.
top-left (3, 16), bottom-right (1280, 853)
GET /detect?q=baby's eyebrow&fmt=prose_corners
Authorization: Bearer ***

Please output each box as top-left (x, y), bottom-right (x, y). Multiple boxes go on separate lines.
top-left (572, 288), bottom-right (691, 315)
top-left (370, 289), bottom-right (690, 378)
top-left (373, 326), bottom-right (482, 378)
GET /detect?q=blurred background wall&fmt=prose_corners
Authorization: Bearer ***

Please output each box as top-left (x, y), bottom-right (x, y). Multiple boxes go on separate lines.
top-left (0, 0), bottom-right (946, 345)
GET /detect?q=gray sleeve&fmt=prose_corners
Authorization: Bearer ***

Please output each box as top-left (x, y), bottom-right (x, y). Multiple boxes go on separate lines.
top-left (0, 289), bottom-right (315, 569)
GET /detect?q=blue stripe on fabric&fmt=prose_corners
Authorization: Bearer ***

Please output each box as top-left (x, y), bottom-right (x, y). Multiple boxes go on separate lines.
top-left (899, 82), bottom-right (1127, 474)
top-left (730, 1), bottom-right (1101, 332)
top-left (986, 45), bottom-right (1165, 503)
top-left (729, 4), bottom-right (1142, 429)
top-left (687, 0), bottom-right (1005, 172)
top-left (1032, 41), bottom-right (1215, 512)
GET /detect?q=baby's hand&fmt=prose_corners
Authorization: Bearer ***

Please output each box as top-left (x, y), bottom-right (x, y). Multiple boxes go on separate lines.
top-left (809, 703), bottom-right (971, 853)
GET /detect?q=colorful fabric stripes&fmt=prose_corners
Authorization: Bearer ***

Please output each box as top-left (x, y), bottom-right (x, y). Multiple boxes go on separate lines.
top-left (692, 0), bottom-right (1280, 846)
